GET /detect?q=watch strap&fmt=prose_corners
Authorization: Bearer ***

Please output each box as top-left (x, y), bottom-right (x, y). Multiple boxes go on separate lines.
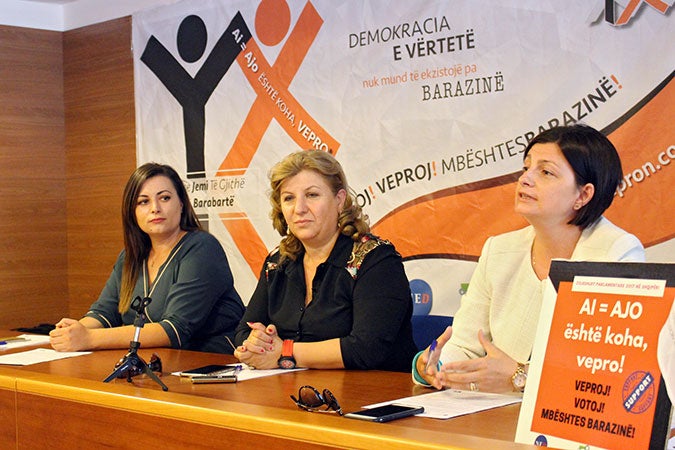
top-left (278, 339), bottom-right (296, 369)
top-left (282, 339), bottom-right (294, 357)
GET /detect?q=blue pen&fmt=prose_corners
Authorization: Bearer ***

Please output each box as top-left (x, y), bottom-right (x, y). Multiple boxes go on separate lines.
top-left (424, 339), bottom-right (438, 373)
top-left (0, 337), bottom-right (28, 345)
top-left (217, 364), bottom-right (242, 375)
top-left (221, 365), bottom-right (242, 378)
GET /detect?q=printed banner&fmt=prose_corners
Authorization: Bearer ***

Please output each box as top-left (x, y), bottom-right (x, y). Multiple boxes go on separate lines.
top-left (516, 261), bottom-right (675, 449)
top-left (132, 0), bottom-right (675, 314)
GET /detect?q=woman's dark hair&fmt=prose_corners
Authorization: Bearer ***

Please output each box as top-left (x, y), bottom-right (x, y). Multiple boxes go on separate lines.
top-left (523, 124), bottom-right (623, 229)
top-left (268, 150), bottom-right (369, 262)
top-left (119, 162), bottom-right (201, 312)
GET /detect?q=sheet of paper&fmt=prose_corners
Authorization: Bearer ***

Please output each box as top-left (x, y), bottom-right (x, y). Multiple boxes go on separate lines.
top-left (366, 388), bottom-right (522, 420)
top-left (172, 363), bottom-right (307, 381)
top-left (0, 334), bottom-right (51, 351)
top-left (237, 366), bottom-right (307, 380)
top-left (0, 348), bottom-right (91, 365)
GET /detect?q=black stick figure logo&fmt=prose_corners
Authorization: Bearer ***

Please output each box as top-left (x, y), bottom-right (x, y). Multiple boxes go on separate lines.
top-left (140, 12), bottom-right (251, 178)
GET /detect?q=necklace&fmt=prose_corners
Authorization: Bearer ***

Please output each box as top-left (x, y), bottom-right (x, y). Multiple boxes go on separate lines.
top-left (144, 241), bottom-right (185, 297)
top-left (148, 232), bottom-right (185, 269)
top-left (149, 249), bottom-right (171, 269)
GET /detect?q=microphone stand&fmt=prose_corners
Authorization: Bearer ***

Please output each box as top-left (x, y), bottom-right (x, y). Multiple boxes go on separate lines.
top-left (103, 296), bottom-right (169, 391)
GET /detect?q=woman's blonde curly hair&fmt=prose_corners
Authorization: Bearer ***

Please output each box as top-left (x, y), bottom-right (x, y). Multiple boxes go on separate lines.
top-left (268, 150), bottom-right (370, 262)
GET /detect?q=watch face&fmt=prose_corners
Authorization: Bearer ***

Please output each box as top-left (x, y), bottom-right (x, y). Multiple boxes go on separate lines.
top-left (514, 373), bottom-right (526, 388)
top-left (278, 357), bottom-right (296, 369)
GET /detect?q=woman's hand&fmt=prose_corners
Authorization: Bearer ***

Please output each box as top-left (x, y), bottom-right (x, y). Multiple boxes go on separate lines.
top-left (436, 329), bottom-right (518, 393)
top-left (49, 318), bottom-right (91, 352)
top-left (234, 322), bottom-right (282, 369)
top-left (415, 326), bottom-right (453, 389)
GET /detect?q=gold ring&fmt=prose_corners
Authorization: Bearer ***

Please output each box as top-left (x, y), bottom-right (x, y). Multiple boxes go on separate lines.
top-left (470, 382), bottom-right (478, 392)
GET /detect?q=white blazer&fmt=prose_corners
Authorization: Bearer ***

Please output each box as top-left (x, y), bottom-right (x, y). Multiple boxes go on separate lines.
top-left (440, 217), bottom-right (645, 364)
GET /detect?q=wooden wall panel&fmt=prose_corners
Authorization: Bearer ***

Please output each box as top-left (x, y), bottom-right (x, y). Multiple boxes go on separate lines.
top-left (0, 26), bottom-right (68, 328)
top-left (0, 19), bottom-right (138, 326)
top-left (64, 17), bottom-right (137, 317)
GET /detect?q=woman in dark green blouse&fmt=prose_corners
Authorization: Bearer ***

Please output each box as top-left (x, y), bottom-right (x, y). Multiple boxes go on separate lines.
top-left (50, 163), bottom-right (244, 354)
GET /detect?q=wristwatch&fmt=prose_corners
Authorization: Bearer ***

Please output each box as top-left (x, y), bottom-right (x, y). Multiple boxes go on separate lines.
top-left (511, 363), bottom-right (527, 392)
top-left (278, 339), bottom-right (296, 369)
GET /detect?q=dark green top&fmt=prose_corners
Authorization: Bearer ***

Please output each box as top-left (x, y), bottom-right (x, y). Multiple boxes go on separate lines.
top-left (86, 231), bottom-right (244, 354)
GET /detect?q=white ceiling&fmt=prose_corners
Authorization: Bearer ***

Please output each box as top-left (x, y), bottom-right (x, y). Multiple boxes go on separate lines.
top-left (0, 0), bottom-right (173, 31)
top-left (22, 0), bottom-right (79, 4)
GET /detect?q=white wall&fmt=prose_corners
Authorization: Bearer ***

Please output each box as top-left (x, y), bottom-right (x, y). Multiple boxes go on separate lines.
top-left (0, 0), bottom-right (178, 31)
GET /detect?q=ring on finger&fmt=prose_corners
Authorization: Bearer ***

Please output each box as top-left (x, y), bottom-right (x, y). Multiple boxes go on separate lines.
top-left (469, 382), bottom-right (478, 392)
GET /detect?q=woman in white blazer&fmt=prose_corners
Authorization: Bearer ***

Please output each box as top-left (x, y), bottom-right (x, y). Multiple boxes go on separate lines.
top-left (413, 124), bottom-right (645, 393)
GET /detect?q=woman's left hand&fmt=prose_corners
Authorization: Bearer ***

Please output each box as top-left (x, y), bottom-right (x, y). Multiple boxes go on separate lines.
top-left (49, 318), bottom-right (91, 352)
top-left (436, 329), bottom-right (518, 393)
top-left (234, 322), bottom-right (282, 369)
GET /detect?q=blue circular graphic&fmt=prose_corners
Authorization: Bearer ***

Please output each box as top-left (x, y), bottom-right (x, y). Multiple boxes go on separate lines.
top-left (622, 370), bottom-right (655, 414)
top-left (410, 279), bottom-right (433, 315)
top-left (534, 435), bottom-right (548, 446)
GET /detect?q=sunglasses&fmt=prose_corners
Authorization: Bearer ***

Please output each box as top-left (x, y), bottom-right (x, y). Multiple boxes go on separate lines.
top-left (290, 385), bottom-right (343, 415)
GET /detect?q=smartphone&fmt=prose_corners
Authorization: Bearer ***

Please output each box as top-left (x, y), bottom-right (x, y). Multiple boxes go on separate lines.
top-left (180, 364), bottom-right (232, 377)
top-left (190, 374), bottom-right (237, 384)
top-left (344, 404), bottom-right (424, 422)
